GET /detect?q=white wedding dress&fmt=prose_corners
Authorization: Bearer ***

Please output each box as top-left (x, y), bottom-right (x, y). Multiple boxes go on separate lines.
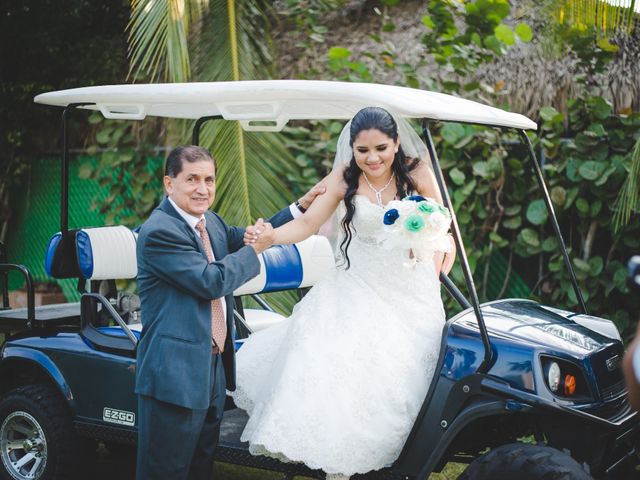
top-left (232, 195), bottom-right (446, 477)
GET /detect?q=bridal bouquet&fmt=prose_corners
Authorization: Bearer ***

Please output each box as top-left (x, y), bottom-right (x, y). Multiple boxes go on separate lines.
top-left (382, 195), bottom-right (452, 258)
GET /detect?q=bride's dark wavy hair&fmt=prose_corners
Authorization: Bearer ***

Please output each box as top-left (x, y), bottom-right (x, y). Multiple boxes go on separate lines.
top-left (340, 106), bottom-right (420, 268)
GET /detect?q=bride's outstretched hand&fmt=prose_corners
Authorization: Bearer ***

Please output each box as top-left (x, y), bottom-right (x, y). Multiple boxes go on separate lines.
top-left (244, 223), bottom-right (259, 246)
top-left (244, 218), bottom-right (266, 246)
top-left (244, 219), bottom-right (275, 254)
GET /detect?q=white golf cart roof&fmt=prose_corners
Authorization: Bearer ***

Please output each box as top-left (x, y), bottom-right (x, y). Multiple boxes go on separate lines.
top-left (34, 80), bottom-right (537, 131)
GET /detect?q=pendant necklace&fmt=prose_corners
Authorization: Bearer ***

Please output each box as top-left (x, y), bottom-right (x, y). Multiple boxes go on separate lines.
top-left (362, 172), bottom-right (395, 207)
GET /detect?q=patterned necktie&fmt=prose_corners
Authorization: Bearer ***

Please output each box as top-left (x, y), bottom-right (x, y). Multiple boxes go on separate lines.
top-left (195, 219), bottom-right (227, 353)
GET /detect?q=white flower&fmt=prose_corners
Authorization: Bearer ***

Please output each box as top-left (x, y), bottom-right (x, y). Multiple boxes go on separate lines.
top-left (381, 196), bottom-right (452, 260)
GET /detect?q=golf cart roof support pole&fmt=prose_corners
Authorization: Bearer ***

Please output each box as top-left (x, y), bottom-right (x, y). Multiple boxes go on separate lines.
top-left (192, 115), bottom-right (223, 146)
top-left (422, 121), bottom-right (493, 373)
top-left (518, 130), bottom-right (588, 314)
top-left (61, 103), bottom-right (92, 233)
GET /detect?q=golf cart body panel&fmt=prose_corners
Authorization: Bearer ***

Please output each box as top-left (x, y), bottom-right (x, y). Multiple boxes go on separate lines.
top-left (393, 299), bottom-right (631, 477)
top-left (2, 332), bottom-right (137, 426)
top-left (448, 299), bottom-right (622, 393)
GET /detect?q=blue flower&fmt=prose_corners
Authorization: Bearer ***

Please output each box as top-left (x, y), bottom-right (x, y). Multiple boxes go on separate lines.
top-left (383, 208), bottom-right (399, 225)
top-left (406, 195), bottom-right (426, 202)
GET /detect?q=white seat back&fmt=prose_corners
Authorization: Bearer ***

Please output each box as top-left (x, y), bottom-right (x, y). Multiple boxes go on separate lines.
top-left (76, 226), bottom-right (138, 280)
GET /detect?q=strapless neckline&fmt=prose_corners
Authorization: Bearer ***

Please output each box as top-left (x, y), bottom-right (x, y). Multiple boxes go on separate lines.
top-left (353, 193), bottom-right (393, 209)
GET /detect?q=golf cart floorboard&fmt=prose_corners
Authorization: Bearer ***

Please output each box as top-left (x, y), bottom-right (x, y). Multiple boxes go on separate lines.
top-left (218, 409), bottom-right (409, 479)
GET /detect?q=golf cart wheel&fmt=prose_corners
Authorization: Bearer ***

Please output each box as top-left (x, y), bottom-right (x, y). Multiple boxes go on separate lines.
top-left (0, 384), bottom-right (75, 480)
top-left (458, 443), bottom-right (592, 480)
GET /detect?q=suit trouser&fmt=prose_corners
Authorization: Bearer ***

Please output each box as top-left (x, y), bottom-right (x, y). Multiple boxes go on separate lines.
top-left (136, 353), bottom-right (226, 480)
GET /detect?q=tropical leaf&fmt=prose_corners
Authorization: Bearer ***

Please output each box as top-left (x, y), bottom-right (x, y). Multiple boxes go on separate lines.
top-left (128, 0), bottom-right (210, 82)
top-left (192, 0), bottom-right (275, 82)
top-left (202, 121), bottom-right (298, 226)
top-left (183, 0), bottom-right (296, 225)
top-left (127, 0), bottom-right (296, 223)
top-left (613, 135), bottom-right (640, 230)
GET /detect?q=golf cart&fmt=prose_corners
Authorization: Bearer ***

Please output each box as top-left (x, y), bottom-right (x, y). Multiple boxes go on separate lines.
top-left (0, 81), bottom-right (638, 480)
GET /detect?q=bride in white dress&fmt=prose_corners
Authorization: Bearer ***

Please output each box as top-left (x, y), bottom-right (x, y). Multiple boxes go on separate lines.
top-left (232, 107), bottom-right (455, 479)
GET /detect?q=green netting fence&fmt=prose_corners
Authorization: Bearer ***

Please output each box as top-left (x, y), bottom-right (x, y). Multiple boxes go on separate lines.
top-left (7, 156), bottom-right (126, 301)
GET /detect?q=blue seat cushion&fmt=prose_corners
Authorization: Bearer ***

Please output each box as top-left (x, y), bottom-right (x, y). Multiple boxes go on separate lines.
top-left (261, 244), bottom-right (303, 292)
top-left (75, 230), bottom-right (95, 279)
top-left (44, 229), bottom-right (82, 279)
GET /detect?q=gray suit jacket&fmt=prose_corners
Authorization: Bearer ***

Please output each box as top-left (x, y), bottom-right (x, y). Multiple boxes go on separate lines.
top-left (135, 198), bottom-right (293, 409)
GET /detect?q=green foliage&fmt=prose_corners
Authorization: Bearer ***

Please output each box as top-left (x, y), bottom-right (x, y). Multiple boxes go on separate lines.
top-left (541, 0), bottom-right (630, 78)
top-left (128, 0), bottom-right (204, 82)
top-left (278, 0), bottom-right (341, 49)
top-left (327, 46), bottom-right (374, 83)
top-left (86, 113), bottom-right (164, 226)
top-left (533, 98), bottom-right (640, 333)
top-left (613, 136), bottom-right (640, 231)
top-left (281, 121), bottom-right (344, 197)
top-left (428, 99), bottom-right (640, 333)
top-left (421, 0), bottom-right (531, 90)
top-left (551, 0), bottom-right (638, 56)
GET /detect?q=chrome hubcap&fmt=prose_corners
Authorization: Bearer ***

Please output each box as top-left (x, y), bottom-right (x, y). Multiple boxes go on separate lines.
top-left (1, 412), bottom-right (47, 480)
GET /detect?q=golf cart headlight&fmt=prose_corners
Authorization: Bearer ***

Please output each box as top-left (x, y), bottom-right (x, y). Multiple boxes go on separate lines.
top-left (547, 361), bottom-right (561, 393)
top-left (541, 356), bottom-right (592, 400)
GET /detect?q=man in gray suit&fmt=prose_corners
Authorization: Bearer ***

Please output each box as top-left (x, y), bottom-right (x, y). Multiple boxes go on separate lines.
top-left (135, 145), bottom-right (322, 479)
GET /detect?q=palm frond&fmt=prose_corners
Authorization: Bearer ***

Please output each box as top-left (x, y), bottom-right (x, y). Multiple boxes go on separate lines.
top-left (128, 0), bottom-right (210, 82)
top-left (199, 121), bottom-right (298, 226)
top-left (192, 0), bottom-right (275, 82)
top-left (200, 121), bottom-right (301, 316)
top-left (613, 135), bottom-right (640, 231)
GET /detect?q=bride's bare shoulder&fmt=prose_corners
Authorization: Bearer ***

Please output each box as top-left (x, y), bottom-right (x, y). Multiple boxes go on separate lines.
top-left (406, 157), bottom-right (425, 183)
top-left (324, 166), bottom-right (349, 197)
top-left (409, 160), bottom-right (442, 201)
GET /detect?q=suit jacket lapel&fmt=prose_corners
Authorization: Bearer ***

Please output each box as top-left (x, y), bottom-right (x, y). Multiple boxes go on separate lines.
top-left (205, 212), bottom-right (225, 261)
top-left (159, 197), bottom-right (207, 257)
top-left (160, 198), bottom-right (234, 338)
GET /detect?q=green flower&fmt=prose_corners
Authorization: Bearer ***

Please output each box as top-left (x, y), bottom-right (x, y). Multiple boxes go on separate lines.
top-left (404, 214), bottom-right (425, 233)
top-left (418, 201), bottom-right (435, 214)
top-left (438, 204), bottom-right (450, 216)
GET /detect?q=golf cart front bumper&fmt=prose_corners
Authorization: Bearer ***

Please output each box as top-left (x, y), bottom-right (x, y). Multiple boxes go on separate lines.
top-left (483, 376), bottom-right (640, 478)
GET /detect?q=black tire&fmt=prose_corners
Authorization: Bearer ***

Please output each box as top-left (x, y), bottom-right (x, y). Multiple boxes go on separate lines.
top-left (458, 443), bottom-right (592, 480)
top-left (0, 384), bottom-right (76, 480)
